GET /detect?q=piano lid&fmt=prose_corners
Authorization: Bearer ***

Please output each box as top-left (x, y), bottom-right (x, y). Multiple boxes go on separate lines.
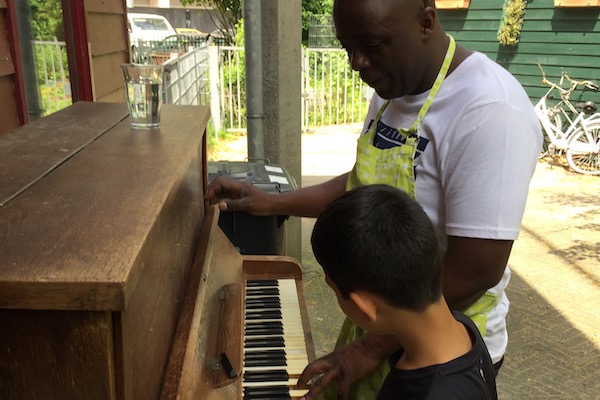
top-left (0, 103), bottom-right (210, 312)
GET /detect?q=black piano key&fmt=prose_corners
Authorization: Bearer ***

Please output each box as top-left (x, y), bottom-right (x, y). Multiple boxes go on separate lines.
top-left (245, 327), bottom-right (284, 336)
top-left (244, 394), bottom-right (290, 400)
top-left (245, 306), bottom-right (281, 312)
top-left (246, 292), bottom-right (280, 299)
top-left (246, 295), bottom-right (279, 301)
top-left (244, 349), bottom-right (286, 360)
top-left (246, 280), bottom-right (279, 287)
top-left (246, 309), bottom-right (281, 317)
top-left (245, 336), bottom-right (285, 348)
top-left (245, 321), bottom-right (283, 330)
top-left (245, 302), bottom-right (280, 309)
top-left (245, 320), bottom-right (283, 332)
top-left (244, 385), bottom-right (289, 394)
top-left (245, 395), bottom-right (290, 400)
top-left (246, 288), bottom-right (280, 296)
top-left (245, 299), bottom-right (281, 308)
top-left (244, 349), bottom-right (287, 367)
top-left (249, 287), bottom-right (279, 293)
top-left (245, 310), bottom-right (282, 320)
top-left (243, 369), bottom-right (289, 382)
top-left (245, 358), bottom-right (287, 367)
top-left (244, 385), bottom-right (290, 400)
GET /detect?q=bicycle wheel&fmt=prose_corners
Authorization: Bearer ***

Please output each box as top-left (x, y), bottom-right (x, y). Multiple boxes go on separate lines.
top-left (566, 121), bottom-right (600, 175)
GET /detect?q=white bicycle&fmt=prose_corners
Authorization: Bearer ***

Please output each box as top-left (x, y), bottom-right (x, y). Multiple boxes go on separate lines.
top-left (534, 64), bottom-right (600, 175)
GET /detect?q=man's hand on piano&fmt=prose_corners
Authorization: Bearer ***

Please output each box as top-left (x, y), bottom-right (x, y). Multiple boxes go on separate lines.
top-left (205, 176), bottom-right (274, 216)
top-left (296, 333), bottom-right (401, 399)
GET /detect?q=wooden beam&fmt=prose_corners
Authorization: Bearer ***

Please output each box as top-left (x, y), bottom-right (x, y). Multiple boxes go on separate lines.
top-left (4, 0), bottom-right (27, 125)
top-left (62, 0), bottom-right (94, 101)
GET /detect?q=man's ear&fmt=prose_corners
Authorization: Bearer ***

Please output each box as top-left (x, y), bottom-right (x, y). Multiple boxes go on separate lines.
top-left (349, 291), bottom-right (378, 323)
top-left (420, 5), bottom-right (436, 35)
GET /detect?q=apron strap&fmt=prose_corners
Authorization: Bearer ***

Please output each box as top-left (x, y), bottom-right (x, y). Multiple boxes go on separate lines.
top-left (372, 35), bottom-right (456, 134)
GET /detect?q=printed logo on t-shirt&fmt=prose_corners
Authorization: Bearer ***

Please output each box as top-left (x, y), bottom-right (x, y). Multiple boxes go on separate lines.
top-left (367, 119), bottom-right (430, 159)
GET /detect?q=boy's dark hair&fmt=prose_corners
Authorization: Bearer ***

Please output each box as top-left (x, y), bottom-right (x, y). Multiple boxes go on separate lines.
top-left (311, 184), bottom-right (442, 311)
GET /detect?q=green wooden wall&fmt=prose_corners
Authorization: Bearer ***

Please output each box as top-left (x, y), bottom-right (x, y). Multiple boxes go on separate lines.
top-left (438, 0), bottom-right (600, 106)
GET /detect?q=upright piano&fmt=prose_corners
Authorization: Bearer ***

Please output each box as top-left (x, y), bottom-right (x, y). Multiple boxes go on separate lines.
top-left (0, 102), bottom-right (315, 400)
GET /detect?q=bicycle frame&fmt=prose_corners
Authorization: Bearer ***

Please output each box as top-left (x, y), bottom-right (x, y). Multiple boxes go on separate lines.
top-left (535, 66), bottom-right (600, 153)
top-left (537, 98), bottom-right (599, 151)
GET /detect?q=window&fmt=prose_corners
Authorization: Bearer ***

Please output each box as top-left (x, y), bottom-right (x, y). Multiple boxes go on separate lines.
top-left (435, 0), bottom-right (471, 9)
top-left (554, 0), bottom-right (600, 6)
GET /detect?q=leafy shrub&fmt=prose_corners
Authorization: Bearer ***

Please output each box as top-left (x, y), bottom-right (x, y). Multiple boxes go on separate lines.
top-left (497, 0), bottom-right (527, 46)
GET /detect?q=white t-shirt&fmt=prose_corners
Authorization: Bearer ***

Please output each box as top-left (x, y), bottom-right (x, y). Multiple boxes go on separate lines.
top-left (361, 52), bottom-right (542, 362)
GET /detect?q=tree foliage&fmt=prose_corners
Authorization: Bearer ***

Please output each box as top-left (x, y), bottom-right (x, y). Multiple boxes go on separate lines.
top-left (180, 0), bottom-right (333, 46)
top-left (180, 0), bottom-right (241, 40)
top-left (28, 0), bottom-right (64, 40)
top-left (302, 0), bottom-right (333, 45)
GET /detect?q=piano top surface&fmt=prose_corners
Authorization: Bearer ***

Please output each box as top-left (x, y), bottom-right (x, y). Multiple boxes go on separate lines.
top-left (0, 102), bottom-right (210, 312)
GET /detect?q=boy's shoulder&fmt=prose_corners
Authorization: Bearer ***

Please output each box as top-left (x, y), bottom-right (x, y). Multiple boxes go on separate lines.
top-left (377, 311), bottom-right (497, 400)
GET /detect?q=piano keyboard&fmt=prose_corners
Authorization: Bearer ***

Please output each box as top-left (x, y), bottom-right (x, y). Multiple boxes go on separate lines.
top-left (243, 279), bottom-right (309, 400)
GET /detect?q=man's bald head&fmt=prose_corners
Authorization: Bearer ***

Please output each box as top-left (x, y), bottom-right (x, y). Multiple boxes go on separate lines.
top-left (332, 0), bottom-right (446, 98)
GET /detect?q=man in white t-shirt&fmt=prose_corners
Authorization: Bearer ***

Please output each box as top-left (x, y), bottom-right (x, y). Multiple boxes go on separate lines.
top-left (206, 0), bottom-right (541, 398)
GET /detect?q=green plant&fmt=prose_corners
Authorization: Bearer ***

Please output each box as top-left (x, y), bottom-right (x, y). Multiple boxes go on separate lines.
top-left (497, 0), bottom-right (527, 46)
top-left (180, 0), bottom-right (241, 40)
top-left (219, 19), bottom-right (246, 130)
top-left (182, 0), bottom-right (333, 46)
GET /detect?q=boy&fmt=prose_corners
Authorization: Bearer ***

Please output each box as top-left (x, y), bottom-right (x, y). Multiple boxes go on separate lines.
top-left (309, 184), bottom-right (498, 399)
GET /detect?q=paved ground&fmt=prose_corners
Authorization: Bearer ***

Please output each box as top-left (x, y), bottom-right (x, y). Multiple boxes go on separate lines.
top-left (211, 126), bottom-right (600, 399)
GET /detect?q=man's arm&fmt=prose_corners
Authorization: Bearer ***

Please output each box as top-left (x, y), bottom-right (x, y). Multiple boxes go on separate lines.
top-left (205, 172), bottom-right (349, 218)
top-left (442, 236), bottom-right (513, 311)
top-left (297, 332), bottom-right (400, 400)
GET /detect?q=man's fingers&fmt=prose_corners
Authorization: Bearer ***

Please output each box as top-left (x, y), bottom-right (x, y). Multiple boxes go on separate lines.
top-left (205, 177), bottom-right (243, 202)
top-left (297, 359), bottom-right (342, 400)
top-left (296, 360), bottom-right (330, 388)
top-left (217, 200), bottom-right (228, 211)
top-left (296, 361), bottom-right (323, 389)
top-left (219, 196), bottom-right (252, 212)
top-left (298, 371), bottom-right (338, 400)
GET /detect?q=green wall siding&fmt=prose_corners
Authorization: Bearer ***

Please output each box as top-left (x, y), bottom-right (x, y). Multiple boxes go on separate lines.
top-left (438, 0), bottom-right (600, 105)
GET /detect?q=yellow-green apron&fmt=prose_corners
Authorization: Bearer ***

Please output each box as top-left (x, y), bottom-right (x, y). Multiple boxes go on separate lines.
top-left (323, 35), bottom-right (457, 400)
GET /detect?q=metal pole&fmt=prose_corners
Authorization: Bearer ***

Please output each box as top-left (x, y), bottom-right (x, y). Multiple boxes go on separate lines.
top-left (243, 0), bottom-right (265, 162)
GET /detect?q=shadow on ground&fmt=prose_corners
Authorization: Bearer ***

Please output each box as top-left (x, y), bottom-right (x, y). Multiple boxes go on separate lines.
top-left (499, 271), bottom-right (600, 399)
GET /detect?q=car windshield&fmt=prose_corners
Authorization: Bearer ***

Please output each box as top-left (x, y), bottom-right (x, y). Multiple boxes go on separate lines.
top-left (132, 18), bottom-right (170, 31)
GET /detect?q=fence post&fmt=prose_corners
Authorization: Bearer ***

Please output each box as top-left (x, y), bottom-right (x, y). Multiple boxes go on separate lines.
top-left (209, 45), bottom-right (221, 137)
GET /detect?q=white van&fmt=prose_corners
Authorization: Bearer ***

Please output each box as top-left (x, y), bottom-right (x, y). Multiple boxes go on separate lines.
top-left (127, 13), bottom-right (176, 46)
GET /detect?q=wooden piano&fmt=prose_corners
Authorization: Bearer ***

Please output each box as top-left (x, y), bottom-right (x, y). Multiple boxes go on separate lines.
top-left (0, 102), bottom-right (316, 400)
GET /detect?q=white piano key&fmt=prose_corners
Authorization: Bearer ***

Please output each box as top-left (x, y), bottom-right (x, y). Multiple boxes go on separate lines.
top-left (243, 279), bottom-right (310, 399)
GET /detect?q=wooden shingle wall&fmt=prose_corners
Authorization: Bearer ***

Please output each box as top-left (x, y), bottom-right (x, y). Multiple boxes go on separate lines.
top-left (85, 0), bottom-right (129, 102)
top-left (438, 0), bottom-right (600, 105)
top-left (0, 0), bottom-right (22, 135)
